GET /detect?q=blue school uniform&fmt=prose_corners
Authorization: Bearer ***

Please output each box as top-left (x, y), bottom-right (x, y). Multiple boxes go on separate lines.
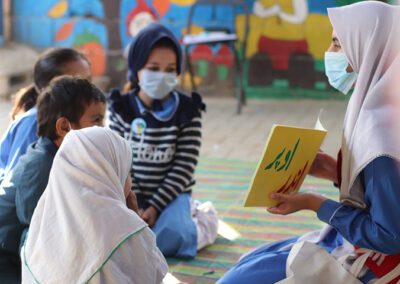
top-left (0, 108), bottom-right (38, 179)
top-left (108, 88), bottom-right (205, 259)
top-left (217, 157), bottom-right (400, 284)
top-left (0, 137), bottom-right (57, 283)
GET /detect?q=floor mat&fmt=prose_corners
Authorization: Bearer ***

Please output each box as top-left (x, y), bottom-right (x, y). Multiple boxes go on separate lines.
top-left (167, 158), bottom-right (338, 284)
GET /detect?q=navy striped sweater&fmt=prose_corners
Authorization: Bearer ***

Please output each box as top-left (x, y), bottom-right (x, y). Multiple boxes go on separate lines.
top-left (107, 89), bottom-right (205, 212)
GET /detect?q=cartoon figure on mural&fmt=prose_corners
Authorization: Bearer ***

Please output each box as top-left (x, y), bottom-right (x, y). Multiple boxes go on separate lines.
top-left (126, 0), bottom-right (158, 37)
top-left (249, 0), bottom-right (314, 88)
top-left (246, 0), bottom-right (345, 91)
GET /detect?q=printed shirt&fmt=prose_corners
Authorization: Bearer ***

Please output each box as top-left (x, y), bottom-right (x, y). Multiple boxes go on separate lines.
top-left (107, 89), bottom-right (205, 212)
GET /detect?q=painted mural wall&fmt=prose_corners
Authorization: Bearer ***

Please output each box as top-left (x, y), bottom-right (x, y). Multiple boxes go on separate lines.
top-left (12, 0), bottom-right (366, 98)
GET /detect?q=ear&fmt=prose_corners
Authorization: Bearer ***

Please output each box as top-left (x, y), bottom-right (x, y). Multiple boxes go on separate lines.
top-left (55, 117), bottom-right (71, 141)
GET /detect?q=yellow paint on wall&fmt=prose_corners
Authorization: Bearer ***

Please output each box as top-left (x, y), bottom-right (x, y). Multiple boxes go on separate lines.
top-left (48, 0), bottom-right (68, 18)
top-left (170, 0), bottom-right (196, 6)
top-left (182, 25), bottom-right (205, 36)
top-left (235, 0), bottom-right (310, 58)
top-left (235, 15), bottom-right (263, 58)
top-left (180, 73), bottom-right (202, 89)
top-left (276, 0), bottom-right (295, 14)
top-left (253, 0), bottom-right (306, 40)
top-left (305, 14), bottom-right (332, 60)
top-left (236, 2), bottom-right (332, 60)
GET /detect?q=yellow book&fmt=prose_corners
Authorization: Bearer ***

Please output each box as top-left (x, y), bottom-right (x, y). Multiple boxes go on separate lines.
top-left (244, 124), bottom-right (327, 207)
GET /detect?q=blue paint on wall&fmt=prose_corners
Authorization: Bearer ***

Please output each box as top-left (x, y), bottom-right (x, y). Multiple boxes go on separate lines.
top-left (308, 0), bottom-right (337, 14)
top-left (13, 0), bottom-right (105, 48)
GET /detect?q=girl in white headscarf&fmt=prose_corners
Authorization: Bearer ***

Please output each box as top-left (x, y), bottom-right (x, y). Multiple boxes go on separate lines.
top-left (218, 2), bottom-right (400, 284)
top-left (21, 127), bottom-right (168, 283)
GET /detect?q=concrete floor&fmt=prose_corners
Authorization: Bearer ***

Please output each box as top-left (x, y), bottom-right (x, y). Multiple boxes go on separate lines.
top-left (0, 97), bottom-right (348, 161)
top-left (201, 97), bottom-right (347, 160)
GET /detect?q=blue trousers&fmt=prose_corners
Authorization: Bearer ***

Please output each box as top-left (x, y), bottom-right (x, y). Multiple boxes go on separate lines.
top-left (152, 193), bottom-right (197, 259)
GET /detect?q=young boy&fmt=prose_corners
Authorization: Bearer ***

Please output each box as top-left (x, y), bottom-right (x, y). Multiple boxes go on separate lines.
top-left (0, 76), bottom-right (106, 283)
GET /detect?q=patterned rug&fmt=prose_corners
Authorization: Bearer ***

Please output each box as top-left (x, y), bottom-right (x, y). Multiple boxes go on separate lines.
top-left (167, 158), bottom-right (338, 284)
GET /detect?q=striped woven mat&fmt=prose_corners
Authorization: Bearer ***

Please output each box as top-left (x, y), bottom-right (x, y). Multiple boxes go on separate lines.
top-left (167, 158), bottom-right (338, 284)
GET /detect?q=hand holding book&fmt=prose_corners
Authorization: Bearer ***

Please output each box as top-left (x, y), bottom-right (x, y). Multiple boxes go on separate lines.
top-left (267, 192), bottom-right (327, 215)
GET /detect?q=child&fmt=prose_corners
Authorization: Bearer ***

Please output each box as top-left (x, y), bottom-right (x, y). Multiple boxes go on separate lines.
top-left (21, 127), bottom-right (167, 283)
top-left (0, 48), bottom-right (91, 178)
top-left (217, 2), bottom-right (400, 283)
top-left (107, 23), bottom-right (218, 259)
top-left (0, 76), bottom-right (105, 283)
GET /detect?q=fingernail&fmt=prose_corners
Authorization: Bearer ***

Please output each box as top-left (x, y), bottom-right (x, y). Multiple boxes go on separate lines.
top-left (270, 193), bottom-right (276, 199)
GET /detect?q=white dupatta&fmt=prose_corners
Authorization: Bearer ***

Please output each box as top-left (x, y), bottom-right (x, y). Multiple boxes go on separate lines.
top-left (22, 127), bottom-right (167, 283)
top-left (328, 1), bottom-right (400, 207)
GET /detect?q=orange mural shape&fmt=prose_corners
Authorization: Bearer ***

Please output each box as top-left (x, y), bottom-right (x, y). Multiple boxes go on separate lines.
top-left (48, 0), bottom-right (68, 18)
top-left (153, 0), bottom-right (170, 17)
top-left (55, 21), bottom-right (75, 42)
top-left (77, 42), bottom-right (106, 76)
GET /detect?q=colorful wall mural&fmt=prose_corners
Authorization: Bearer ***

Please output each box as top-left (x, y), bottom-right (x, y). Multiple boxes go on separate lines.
top-left (12, 0), bottom-right (368, 98)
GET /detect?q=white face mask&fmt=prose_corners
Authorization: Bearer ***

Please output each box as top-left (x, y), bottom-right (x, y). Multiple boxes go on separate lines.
top-left (325, 52), bottom-right (357, 95)
top-left (138, 69), bottom-right (178, 100)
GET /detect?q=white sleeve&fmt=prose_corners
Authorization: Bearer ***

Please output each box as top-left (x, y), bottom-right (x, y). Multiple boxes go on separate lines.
top-left (89, 228), bottom-right (168, 284)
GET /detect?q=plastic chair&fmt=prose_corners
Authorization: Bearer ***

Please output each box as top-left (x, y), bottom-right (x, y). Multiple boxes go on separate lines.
top-left (183, 0), bottom-right (249, 114)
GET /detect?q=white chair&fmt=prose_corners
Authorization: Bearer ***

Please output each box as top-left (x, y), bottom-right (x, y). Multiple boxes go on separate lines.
top-left (182, 0), bottom-right (249, 114)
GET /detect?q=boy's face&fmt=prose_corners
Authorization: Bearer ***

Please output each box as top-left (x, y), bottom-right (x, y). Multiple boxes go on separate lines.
top-left (75, 101), bottom-right (106, 128)
top-left (54, 101), bottom-right (106, 148)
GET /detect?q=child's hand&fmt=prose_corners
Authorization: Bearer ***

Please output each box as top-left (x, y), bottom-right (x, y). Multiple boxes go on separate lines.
top-left (141, 206), bottom-right (159, 227)
top-left (267, 192), bottom-right (326, 215)
top-left (309, 151), bottom-right (338, 184)
top-left (126, 191), bottom-right (139, 214)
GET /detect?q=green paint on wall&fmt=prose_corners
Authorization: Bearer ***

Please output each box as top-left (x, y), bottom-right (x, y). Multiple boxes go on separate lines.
top-left (335, 0), bottom-right (362, 6)
top-left (314, 81), bottom-right (328, 90)
top-left (74, 30), bottom-right (101, 46)
top-left (314, 60), bottom-right (325, 73)
top-left (197, 60), bottom-right (208, 78)
top-left (273, 80), bottom-right (289, 88)
top-left (217, 65), bottom-right (229, 80)
top-left (245, 86), bottom-right (347, 100)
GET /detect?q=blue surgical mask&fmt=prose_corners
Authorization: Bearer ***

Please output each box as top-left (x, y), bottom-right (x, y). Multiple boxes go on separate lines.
top-left (325, 52), bottom-right (357, 95)
top-left (139, 69), bottom-right (177, 100)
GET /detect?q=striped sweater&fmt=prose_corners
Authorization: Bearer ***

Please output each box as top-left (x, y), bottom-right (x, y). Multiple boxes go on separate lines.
top-left (107, 89), bottom-right (205, 212)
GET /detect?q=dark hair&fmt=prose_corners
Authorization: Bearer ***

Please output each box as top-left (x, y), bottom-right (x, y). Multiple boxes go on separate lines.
top-left (10, 85), bottom-right (37, 120)
top-left (11, 48), bottom-right (89, 119)
top-left (124, 37), bottom-right (180, 92)
top-left (37, 76), bottom-right (106, 140)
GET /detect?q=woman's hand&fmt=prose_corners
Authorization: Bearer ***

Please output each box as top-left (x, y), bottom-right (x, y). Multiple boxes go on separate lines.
top-left (309, 151), bottom-right (338, 184)
top-left (126, 191), bottom-right (139, 214)
top-left (267, 192), bottom-right (326, 215)
top-left (141, 206), bottom-right (159, 227)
